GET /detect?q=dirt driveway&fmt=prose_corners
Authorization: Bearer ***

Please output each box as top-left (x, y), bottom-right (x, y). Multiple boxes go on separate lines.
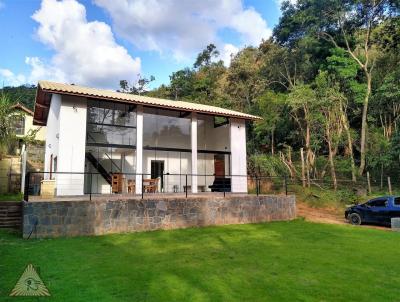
top-left (296, 202), bottom-right (388, 230)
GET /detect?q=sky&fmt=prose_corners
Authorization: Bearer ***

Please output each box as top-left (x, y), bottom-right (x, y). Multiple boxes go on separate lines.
top-left (0, 0), bottom-right (286, 90)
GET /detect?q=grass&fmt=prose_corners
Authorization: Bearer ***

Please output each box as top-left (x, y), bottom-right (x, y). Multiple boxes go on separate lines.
top-left (290, 184), bottom-right (400, 209)
top-left (1, 220), bottom-right (400, 301)
top-left (0, 193), bottom-right (22, 202)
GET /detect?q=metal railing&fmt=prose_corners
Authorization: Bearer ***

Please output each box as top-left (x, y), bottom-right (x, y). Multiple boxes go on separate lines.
top-left (22, 171), bottom-right (289, 201)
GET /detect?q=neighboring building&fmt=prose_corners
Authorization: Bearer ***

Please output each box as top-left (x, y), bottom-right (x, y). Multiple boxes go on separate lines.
top-left (33, 81), bottom-right (261, 196)
top-left (11, 103), bottom-right (46, 141)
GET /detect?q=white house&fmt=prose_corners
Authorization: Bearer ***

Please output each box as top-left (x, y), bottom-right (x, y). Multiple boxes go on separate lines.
top-left (33, 81), bottom-right (260, 196)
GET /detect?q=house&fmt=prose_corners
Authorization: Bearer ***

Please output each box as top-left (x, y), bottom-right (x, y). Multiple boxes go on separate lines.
top-left (11, 103), bottom-right (46, 142)
top-left (32, 81), bottom-right (261, 196)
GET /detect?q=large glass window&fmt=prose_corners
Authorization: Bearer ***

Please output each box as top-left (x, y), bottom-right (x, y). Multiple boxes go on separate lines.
top-left (197, 114), bottom-right (230, 152)
top-left (141, 107), bottom-right (192, 193)
top-left (143, 149), bottom-right (191, 193)
top-left (85, 99), bottom-right (137, 194)
top-left (143, 107), bottom-right (191, 149)
top-left (87, 99), bottom-right (136, 146)
top-left (14, 116), bottom-right (25, 135)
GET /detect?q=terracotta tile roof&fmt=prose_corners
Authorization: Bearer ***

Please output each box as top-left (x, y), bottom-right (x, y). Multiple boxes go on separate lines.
top-left (33, 80), bottom-right (261, 125)
top-left (10, 102), bottom-right (34, 116)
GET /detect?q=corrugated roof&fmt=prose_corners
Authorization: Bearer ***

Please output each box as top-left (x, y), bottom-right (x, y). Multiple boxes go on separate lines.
top-left (33, 80), bottom-right (261, 125)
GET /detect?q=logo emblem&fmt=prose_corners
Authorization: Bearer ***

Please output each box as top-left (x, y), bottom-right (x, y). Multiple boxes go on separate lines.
top-left (10, 264), bottom-right (50, 296)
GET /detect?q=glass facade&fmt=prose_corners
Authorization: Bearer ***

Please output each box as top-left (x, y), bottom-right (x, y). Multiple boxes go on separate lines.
top-left (143, 107), bottom-right (191, 149)
top-left (84, 101), bottom-right (232, 194)
top-left (85, 99), bottom-right (137, 194)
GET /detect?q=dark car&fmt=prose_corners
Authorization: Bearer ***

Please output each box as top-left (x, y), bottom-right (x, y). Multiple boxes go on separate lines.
top-left (345, 196), bottom-right (400, 226)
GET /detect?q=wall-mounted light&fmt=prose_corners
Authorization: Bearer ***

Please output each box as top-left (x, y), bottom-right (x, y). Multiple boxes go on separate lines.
top-left (48, 144), bottom-right (52, 149)
top-left (56, 133), bottom-right (59, 139)
top-left (73, 105), bottom-right (78, 112)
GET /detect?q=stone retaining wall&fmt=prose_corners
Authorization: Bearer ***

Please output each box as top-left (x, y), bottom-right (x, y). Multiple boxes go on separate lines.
top-left (23, 195), bottom-right (296, 238)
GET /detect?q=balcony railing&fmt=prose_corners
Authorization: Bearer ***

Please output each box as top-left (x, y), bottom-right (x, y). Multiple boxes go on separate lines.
top-left (23, 172), bottom-right (289, 201)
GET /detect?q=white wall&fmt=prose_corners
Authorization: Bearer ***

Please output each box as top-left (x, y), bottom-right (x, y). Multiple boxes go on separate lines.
top-left (56, 95), bottom-right (87, 195)
top-left (230, 118), bottom-right (247, 192)
top-left (44, 94), bottom-right (61, 178)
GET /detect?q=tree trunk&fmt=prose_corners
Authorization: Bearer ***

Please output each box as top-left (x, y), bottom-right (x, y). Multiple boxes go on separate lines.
top-left (358, 73), bottom-right (372, 176)
top-left (305, 123), bottom-right (311, 188)
top-left (326, 125), bottom-right (337, 191)
top-left (300, 148), bottom-right (306, 188)
top-left (340, 106), bottom-right (356, 182)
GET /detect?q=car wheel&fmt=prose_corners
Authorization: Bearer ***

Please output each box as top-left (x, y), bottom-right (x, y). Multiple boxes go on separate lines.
top-left (349, 213), bottom-right (362, 225)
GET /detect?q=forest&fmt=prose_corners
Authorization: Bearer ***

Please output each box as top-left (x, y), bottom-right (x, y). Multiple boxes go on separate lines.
top-left (146, 0), bottom-right (400, 190)
top-left (2, 0), bottom-right (400, 191)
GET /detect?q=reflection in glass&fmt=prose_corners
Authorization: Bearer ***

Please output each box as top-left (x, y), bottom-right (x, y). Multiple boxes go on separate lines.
top-left (143, 108), bottom-right (190, 149)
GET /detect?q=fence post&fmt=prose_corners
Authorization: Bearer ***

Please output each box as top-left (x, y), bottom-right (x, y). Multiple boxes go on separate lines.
top-left (223, 177), bottom-right (226, 198)
top-left (23, 172), bottom-right (30, 202)
top-left (284, 176), bottom-right (288, 195)
top-left (89, 173), bottom-right (92, 201)
top-left (185, 174), bottom-right (188, 198)
top-left (141, 174), bottom-right (144, 200)
top-left (366, 172), bottom-right (371, 195)
top-left (256, 176), bottom-right (259, 196)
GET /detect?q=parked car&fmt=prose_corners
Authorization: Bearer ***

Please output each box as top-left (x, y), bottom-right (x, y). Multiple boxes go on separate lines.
top-left (345, 196), bottom-right (400, 226)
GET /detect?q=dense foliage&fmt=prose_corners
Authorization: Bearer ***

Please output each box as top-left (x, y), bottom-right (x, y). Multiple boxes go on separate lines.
top-left (146, 0), bottom-right (400, 186)
top-left (0, 85), bottom-right (36, 110)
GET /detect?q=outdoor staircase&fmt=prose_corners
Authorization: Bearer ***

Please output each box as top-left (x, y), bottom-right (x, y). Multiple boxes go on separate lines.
top-left (85, 152), bottom-right (112, 185)
top-left (0, 202), bottom-right (22, 229)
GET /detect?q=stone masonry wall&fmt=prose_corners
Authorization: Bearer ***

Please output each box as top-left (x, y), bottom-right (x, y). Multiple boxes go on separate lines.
top-left (23, 195), bottom-right (296, 238)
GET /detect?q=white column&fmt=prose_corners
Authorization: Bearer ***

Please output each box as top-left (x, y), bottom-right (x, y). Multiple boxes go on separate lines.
top-left (191, 112), bottom-right (198, 193)
top-left (57, 95), bottom-right (87, 195)
top-left (135, 105), bottom-right (143, 194)
top-left (230, 118), bottom-right (247, 193)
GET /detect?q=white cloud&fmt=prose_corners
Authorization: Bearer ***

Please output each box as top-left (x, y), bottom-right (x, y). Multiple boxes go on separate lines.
top-left (28, 0), bottom-right (141, 89)
top-left (1, 0), bottom-right (141, 89)
top-left (94, 0), bottom-right (272, 64)
top-left (221, 44), bottom-right (239, 67)
top-left (0, 69), bottom-right (26, 87)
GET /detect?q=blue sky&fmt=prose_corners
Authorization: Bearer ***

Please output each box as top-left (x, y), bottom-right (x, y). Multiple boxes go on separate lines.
top-left (0, 0), bottom-right (283, 90)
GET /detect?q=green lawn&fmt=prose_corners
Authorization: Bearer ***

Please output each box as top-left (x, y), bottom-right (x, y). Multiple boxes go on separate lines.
top-left (1, 220), bottom-right (399, 301)
top-left (0, 193), bottom-right (22, 202)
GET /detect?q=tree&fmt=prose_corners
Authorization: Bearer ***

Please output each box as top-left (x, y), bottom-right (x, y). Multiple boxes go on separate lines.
top-left (287, 84), bottom-right (321, 186)
top-left (222, 47), bottom-right (265, 111)
top-left (170, 68), bottom-right (195, 100)
top-left (254, 91), bottom-right (287, 155)
top-left (315, 72), bottom-right (348, 189)
top-left (0, 94), bottom-right (18, 159)
top-left (193, 44), bottom-right (220, 68)
top-left (0, 85), bottom-right (36, 110)
top-left (119, 74), bottom-right (155, 95)
top-left (275, 0), bottom-right (400, 175)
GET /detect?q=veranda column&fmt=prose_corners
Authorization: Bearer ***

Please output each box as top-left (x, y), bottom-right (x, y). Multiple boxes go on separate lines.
top-left (230, 118), bottom-right (247, 193)
top-left (135, 105), bottom-right (143, 194)
top-left (191, 112), bottom-right (198, 193)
